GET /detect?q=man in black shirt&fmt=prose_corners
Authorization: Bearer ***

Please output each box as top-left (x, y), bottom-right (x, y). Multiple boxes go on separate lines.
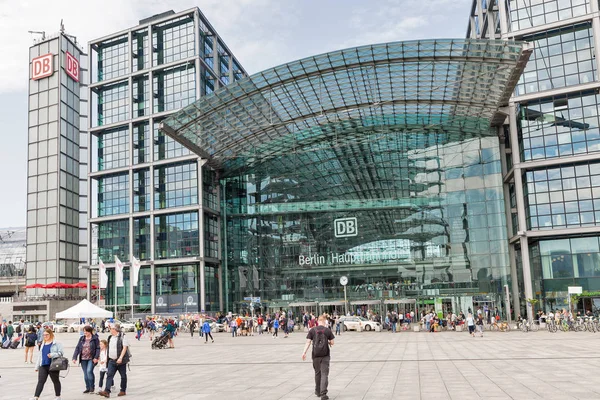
top-left (302, 314), bottom-right (335, 400)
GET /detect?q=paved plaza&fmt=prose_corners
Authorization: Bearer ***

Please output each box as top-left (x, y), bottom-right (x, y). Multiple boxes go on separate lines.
top-left (1, 328), bottom-right (600, 399)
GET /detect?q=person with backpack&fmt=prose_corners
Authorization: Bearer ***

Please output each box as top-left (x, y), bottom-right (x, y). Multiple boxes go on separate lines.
top-left (135, 319), bottom-right (143, 340)
top-left (302, 314), bottom-right (335, 400)
top-left (98, 323), bottom-right (130, 398)
top-left (201, 320), bottom-right (214, 343)
top-left (7, 320), bottom-right (14, 342)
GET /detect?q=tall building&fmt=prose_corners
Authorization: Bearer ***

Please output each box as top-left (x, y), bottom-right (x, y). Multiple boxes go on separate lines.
top-left (26, 31), bottom-right (88, 291)
top-left (467, 0), bottom-right (600, 318)
top-left (86, 9), bottom-right (246, 317)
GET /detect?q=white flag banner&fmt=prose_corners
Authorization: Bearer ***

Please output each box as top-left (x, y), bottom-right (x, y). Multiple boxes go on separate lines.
top-left (99, 258), bottom-right (108, 289)
top-left (132, 256), bottom-right (141, 287)
top-left (115, 256), bottom-right (124, 287)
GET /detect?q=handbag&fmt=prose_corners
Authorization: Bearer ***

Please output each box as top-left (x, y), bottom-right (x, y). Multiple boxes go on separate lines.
top-left (49, 356), bottom-right (69, 372)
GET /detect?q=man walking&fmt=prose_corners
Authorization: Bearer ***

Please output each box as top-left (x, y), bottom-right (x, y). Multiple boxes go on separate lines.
top-left (302, 315), bottom-right (335, 400)
top-left (98, 323), bottom-right (129, 398)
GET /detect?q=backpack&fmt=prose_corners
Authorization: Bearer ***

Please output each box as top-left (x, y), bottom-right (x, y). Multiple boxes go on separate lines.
top-left (15, 325), bottom-right (21, 334)
top-left (312, 326), bottom-right (329, 357)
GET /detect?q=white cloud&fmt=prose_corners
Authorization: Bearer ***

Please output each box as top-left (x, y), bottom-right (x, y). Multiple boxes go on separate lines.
top-left (0, 0), bottom-right (472, 93)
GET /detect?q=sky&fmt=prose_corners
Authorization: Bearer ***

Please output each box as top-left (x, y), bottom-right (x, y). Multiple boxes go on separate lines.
top-left (0, 0), bottom-right (471, 227)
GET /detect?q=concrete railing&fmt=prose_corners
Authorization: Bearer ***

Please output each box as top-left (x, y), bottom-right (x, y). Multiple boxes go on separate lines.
top-left (0, 297), bottom-right (13, 303)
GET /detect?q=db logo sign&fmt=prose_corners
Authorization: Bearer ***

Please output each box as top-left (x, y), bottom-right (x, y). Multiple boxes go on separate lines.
top-left (65, 52), bottom-right (80, 82)
top-left (334, 217), bottom-right (358, 238)
top-left (32, 53), bottom-right (54, 80)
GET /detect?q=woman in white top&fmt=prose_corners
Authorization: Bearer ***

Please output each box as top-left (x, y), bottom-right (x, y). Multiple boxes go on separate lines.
top-left (466, 313), bottom-right (475, 337)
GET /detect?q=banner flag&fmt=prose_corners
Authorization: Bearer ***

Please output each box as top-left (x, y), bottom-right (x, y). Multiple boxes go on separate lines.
top-left (99, 259), bottom-right (108, 289)
top-left (115, 256), bottom-right (124, 287)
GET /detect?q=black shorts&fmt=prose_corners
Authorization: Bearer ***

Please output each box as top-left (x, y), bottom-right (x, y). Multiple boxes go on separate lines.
top-left (468, 325), bottom-right (475, 333)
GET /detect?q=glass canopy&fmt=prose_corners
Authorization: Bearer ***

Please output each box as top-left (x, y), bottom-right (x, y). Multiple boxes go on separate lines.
top-left (162, 39), bottom-right (531, 174)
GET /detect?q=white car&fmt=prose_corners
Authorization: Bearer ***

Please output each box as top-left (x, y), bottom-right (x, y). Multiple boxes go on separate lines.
top-left (340, 316), bottom-right (380, 332)
top-left (115, 320), bottom-right (136, 332)
top-left (68, 321), bottom-right (84, 333)
top-left (52, 322), bottom-right (69, 333)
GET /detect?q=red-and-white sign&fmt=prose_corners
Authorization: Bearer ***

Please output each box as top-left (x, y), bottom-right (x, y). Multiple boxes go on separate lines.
top-left (31, 53), bottom-right (54, 80)
top-left (65, 51), bottom-right (79, 82)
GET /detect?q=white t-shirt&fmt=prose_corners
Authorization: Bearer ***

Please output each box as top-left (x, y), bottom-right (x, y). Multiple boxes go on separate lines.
top-left (108, 334), bottom-right (129, 360)
top-left (467, 316), bottom-right (475, 326)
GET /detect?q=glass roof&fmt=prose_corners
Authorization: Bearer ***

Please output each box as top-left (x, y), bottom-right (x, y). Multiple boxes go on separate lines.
top-left (162, 39), bottom-right (530, 174)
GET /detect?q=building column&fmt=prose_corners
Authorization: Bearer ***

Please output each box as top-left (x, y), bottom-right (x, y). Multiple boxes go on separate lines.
top-left (508, 244), bottom-right (520, 318)
top-left (498, 0), bottom-right (509, 37)
top-left (150, 262), bottom-right (156, 314)
top-left (198, 158), bottom-right (206, 312)
top-left (590, 0), bottom-right (600, 80)
top-left (509, 103), bottom-right (534, 322)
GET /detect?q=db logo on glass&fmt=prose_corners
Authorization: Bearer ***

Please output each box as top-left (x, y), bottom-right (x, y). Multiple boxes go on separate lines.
top-left (31, 53), bottom-right (54, 80)
top-left (334, 217), bottom-right (358, 238)
top-left (65, 52), bottom-right (80, 82)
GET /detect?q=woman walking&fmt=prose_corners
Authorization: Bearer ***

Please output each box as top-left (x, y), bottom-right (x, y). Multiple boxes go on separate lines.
top-left (24, 326), bottom-right (37, 364)
top-left (72, 325), bottom-right (100, 394)
top-left (30, 328), bottom-right (64, 400)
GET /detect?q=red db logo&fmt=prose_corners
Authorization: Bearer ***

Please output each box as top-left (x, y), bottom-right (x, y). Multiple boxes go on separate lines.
top-left (65, 52), bottom-right (79, 82)
top-left (31, 53), bottom-right (54, 80)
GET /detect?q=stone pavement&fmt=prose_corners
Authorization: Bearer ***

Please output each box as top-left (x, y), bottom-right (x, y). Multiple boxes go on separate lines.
top-left (1, 328), bottom-right (600, 399)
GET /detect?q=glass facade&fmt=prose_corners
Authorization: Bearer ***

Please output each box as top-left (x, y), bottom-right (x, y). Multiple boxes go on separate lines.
top-left (515, 23), bottom-right (595, 96)
top-left (509, 0), bottom-right (591, 32)
top-left (164, 39), bottom-right (528, 314)
top-left (89, 9), bottom-right (246, 317)
top-left (524, 161), bottom-right (600, 229)
top-left (518, 91), bottom-right (600, 161)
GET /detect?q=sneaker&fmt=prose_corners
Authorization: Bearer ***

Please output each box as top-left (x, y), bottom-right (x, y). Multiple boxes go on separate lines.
top-left (83, 389), bottom-right (90, 393)
top-left (315, 390), bottom-right (320, 396)
top-left (321, 396), bottom-right (329, 400)
top-left (212, 340), bottom-right (214, 343)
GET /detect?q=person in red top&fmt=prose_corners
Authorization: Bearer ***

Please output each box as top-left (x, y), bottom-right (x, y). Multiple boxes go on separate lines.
top-left (257, 315), bottom-right (264, 335)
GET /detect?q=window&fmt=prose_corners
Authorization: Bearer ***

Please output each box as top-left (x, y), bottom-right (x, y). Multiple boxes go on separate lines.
top-left (96, 35), bottom-right (128, 81)
top-left (97, 220), bottom-right (129, 262)
top-left (153, 64), bottom-right (196, 113)
top-left (153, 120), bottom-right (190, 160)
top-left (132, 75), bottom-right (149, 118)
top-left (96, 81), bottom-right (129, 126)
top-left (153, 16), bottom-right (195, 66)
top-left (96, 173), bottom-right (129, 216)
top-left (515, 24), bottom-right (595, 96)
top-left (509, 0), bottom-right (591, 32)
top-left (133, 122), bottom-right (150, 164)
top-left (154, 162), bottom-right (198, 209)
top-left (96, 126), bottom-right (129, 171)
top-left (133, 217), bottom-right (151, 260)
top-left (132, 29), bottom-right (149, 72)
top-left (133, 169), bottom-right (150, 212)
top-left (154, 212), bottom-right (199, 259)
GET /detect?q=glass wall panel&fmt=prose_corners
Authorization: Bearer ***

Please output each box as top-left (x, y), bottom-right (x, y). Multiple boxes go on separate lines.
top-left (223, 135), bottom-right (510, 315)
top-left (509, 0), bottom-right (591, 32)
top-left (96, 173), bottom-right (129, 216)
top-left (153, 119), bottom-right (191, 160)
top-left (155, 264), bottom-right (198, 313)
top-left (133, 122), bottom-right (150, 165)
top-left (133, 217), bottom-right (151, 260)
top-left (96, 35), bottom-right (128, 82)
top-left (516, 24), bottom-right (595, 96)
top-left (132, 29), bottom-right (149, 72)
top-left (153, 64), bottom-right (196, 113)
top-left (204, 213), bottom-right (218, 258)
top-left (133, 169), bottom-right (150, 213)
top-left (152, 15), bottom-right (195, 66)
top-left (97, 219), bottom-right (129, 263)
top-left (525, 161), bottom-right (600, 229)
top-left (96, 81), bottom-right (129, 126)
top-left (95, 125), bottom-right (129, 171)
top-left (154, 161), bottom-right (198, 209)
top-left (154, 212), bottom-right (199, 259)
top-left (519, 92), bottom-right (600, 161)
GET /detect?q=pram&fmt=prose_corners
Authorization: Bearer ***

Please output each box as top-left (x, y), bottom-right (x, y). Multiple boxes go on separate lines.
top-left (151, 331), bottom-right (170, 349)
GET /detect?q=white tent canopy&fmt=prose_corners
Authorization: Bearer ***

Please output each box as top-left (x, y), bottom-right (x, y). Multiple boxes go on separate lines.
top-left (55, 299), bottom-right (113, 319)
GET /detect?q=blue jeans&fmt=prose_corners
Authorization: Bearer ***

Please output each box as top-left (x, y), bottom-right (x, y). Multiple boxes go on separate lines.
top-left (426, 321), bottom-right (430, 331)
top-left (80, 359), bottom-right (96, 390)
top-left (391, 322), bottom-right (397, 332)
top-left (231, 326), bottom-right (237, 337)
top-left (105, 360), bottom-right (127, 394)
